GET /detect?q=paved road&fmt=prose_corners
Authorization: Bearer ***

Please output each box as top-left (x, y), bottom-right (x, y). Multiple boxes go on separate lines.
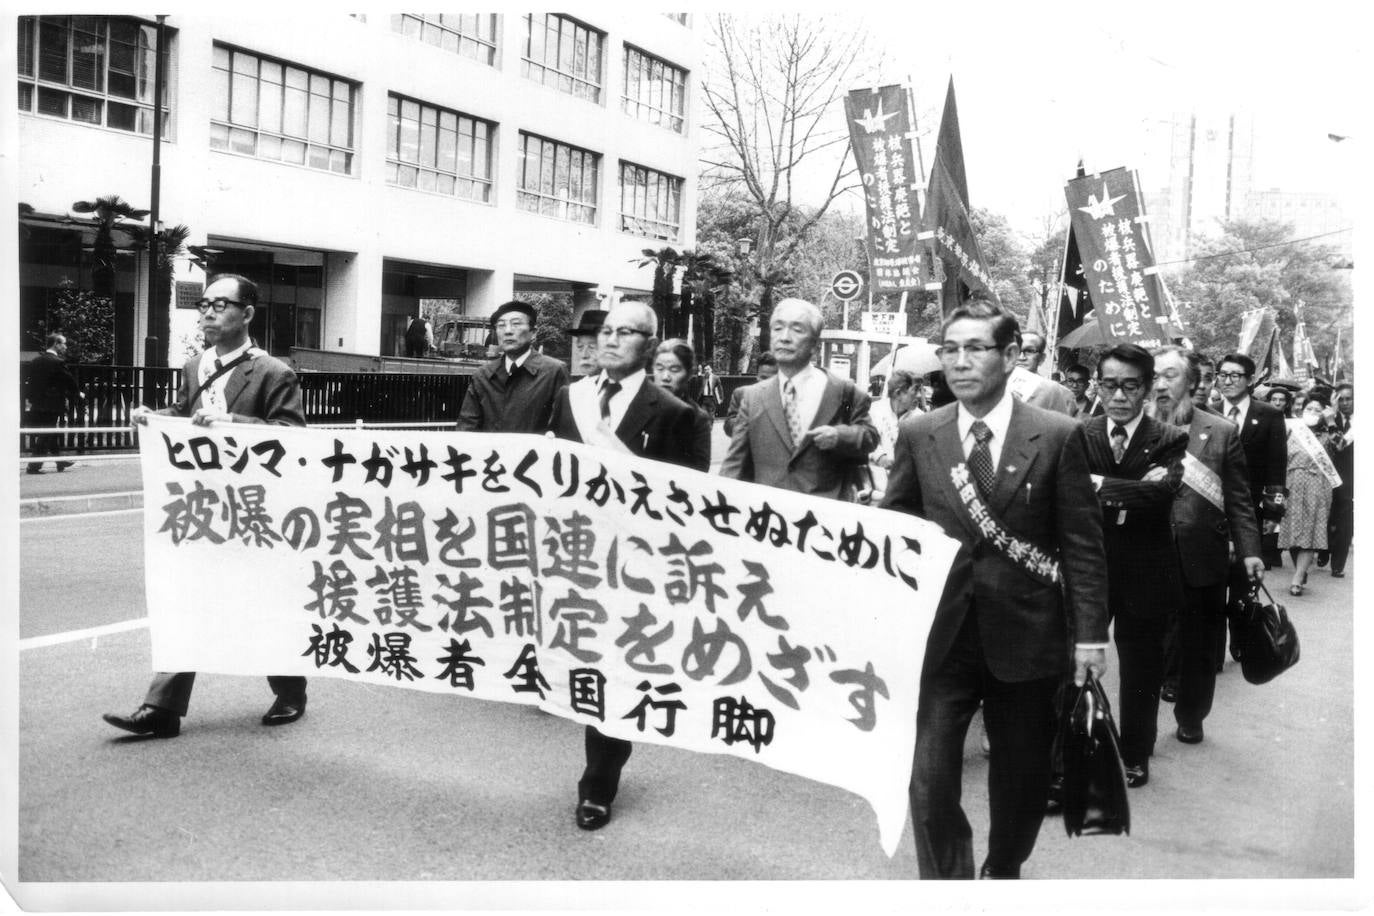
top-left (10, 440), bottom-right (1361, 906)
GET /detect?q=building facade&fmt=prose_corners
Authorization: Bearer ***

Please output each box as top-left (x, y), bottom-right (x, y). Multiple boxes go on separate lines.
top-left (15, 12), bottom-right (701, 363)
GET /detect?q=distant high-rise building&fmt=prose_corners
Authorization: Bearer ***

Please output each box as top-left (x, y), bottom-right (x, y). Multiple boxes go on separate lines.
top-left (1151, 111), bottom-right (1255, 265)
top-left (1244, 189), bottom-right (1352, 259)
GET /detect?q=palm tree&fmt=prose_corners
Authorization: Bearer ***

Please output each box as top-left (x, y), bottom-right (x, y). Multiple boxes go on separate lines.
top-left (635, 246), bottom-right (684, 336)
top-left (71, 195), bottom-right (150, 300)
top-left (679, 251), bottom-right (732, 365)
top-left (129, 222), bottom-right (191, 368)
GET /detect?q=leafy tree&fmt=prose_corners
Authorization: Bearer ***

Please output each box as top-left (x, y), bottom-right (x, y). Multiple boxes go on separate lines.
top-left (128, 222), bottom-right (191, 367)
top-left (1170, 219), bottom-right (1352, 364)
top-left (71, 194), bottom-right (148, 300)
top-left (46, 281), bottom-right (115, 365)
top-left (516, 292), bottom-right (573, 360)
top-left (969, 207), bottom-right (1035, 319)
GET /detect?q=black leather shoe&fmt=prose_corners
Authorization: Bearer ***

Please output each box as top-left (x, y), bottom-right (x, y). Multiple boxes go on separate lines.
top-left (1125, 764), bottom-right (1149, 788)
top-left (1176, 723), bottom-right (1204, 744)
top-left (575, 800), bottom-right (612, 831)
top-left (262, 696), bottom-right (306, 725)
top-left (56, 461), bottom-right (73, 472)
top-left (979, 862), bottom-right (1020, 879)
top-left (103, 704), bottom-right (180, 738)
top-left (25, 466), bottom-right (42, 475)
top-left (1161, 682), bottom-right (1178, 703)
top-left (1045, 775), bottom-right (1064, 814)
top-left (1332, 569), bottom-right (1346, 578)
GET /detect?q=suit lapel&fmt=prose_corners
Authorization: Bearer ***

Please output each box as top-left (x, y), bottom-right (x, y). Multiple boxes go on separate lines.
top-left (989, 400), bottom-right (1040, 516)
top-left (788, 374), bottom-right (843, 465)
top-left (1118, 415), bottom-right (1155, 471)
top-left (223, 355), bottom-right (253, 412)
top-left (930, 409), bottom-right (985, 543)
top-left (614, 384), bottom-right (657, 455)
top-left (1083, 416), bottom-right (1114, 470)
top-left (758, 377), bottom-right (794, 453)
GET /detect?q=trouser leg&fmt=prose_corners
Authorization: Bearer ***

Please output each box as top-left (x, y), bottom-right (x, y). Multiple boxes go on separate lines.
top-left (1113, 611), bottom-right (1167, 766)
top-left (1330, 497), bottom-right (1353, 573)
top-left (268, 675), bottom-right (307, 704)
top-left (982, 672), bottom-right (1058, 873)
top-left (1174, 584), bottom-right (1226, 729)
top-left (145, 672), bottom-right (196, 717)
top-left (578, 727), bottom-right (633, 805)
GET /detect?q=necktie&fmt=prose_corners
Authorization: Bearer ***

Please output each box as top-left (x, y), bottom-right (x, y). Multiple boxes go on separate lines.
top-left (1111, 424), bottom-right (1128, 464)
top-left (969, 420), bottom-right (996, 497)
top-left (783, 379), bottom-right (805, 446)
top-left (1228, 405), bottom-right (1240, 425)
top-left (599, 379), bottom-right (621, 421)
top-left (204, 358), bottom-right (226, 412)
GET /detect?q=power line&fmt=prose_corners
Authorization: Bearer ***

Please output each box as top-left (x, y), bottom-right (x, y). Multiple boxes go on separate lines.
top-left (1153, 227), bottom-right (1353, 268)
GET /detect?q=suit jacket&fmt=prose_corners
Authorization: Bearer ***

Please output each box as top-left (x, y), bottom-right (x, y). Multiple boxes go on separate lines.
top-left (688, 403), bottom-right (713, 473)
top-left (161, 350), bottom-right (305, 426)
top-left (1171, 409), bottom-right (1262, 588)
top-left (1331, 411), bottom-right (1353, 500)
top-left (719, 370), bottom-right (878, 499)
top-left (457, 351), bottom-right (569, 433)
top-left (1084, 414), bottom-right (1187, 617)
top-left (549, 377), bottom-right (700, 470)
top-left (881, 398), bottom-right (1108, 683)
top-left (723, 385), bottom-right (747, 437)
top-left (24, 350), bottom-right (80, 414)
top-left (1228, 398), bottom-right (1288, 501)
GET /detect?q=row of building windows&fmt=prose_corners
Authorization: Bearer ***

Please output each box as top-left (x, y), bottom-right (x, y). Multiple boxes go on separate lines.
top-left (19, 16), bottom-right (688, 240)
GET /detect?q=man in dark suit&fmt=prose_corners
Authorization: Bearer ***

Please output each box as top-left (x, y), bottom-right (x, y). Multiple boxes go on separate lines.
top-left (24, 332), bottom-right (85, 473)
top-left (1328, 382), bottom-right (1353, 577)
top-left (104, 273), bottom-right (308, 739)
top-left (457, 300), bottom-right (569, 433)
top-left (1217, 353), bottom-right (1288, 568)
top-left (720, 298), bottom-right (878, 498)
top-left (547, 300), bottom-right (699, 833)
top-left (1150, 346), bottom-right (1263, 745)
top-left (1083, 344), bottom-right (1187, 788)
top-left (722, 353), bottom-right (776, 437)
top-left (882, 302), bottom-right (1108, 880)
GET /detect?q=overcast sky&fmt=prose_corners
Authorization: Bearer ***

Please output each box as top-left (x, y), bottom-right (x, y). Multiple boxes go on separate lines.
top-left (722, 2), bottom-right (1362, 240)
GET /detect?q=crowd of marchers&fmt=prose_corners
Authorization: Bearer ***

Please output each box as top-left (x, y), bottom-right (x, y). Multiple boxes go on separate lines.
top-left (94, 274), bottom-right (1353, 879)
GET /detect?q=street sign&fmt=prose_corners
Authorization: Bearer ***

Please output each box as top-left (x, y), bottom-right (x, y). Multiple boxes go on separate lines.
top-left (830, 270), bottom-right (864, 301)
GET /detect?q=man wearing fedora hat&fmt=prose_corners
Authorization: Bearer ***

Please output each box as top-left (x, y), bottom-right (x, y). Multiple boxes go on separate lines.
top-left (567, 309), bottom-right (606, 377)
top-left (457, 300), bottom-right (569, 434)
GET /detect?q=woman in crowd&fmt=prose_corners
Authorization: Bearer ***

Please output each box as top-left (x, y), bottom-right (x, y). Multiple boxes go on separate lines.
top-left (1278, 393), bottom-right (1342, 596)
top-left (866, 369), bottom-right (924, 503)
top-left (1267, 386), bottom-right (1294, 417)
top-left (652, 339), bottom-right (713, 472)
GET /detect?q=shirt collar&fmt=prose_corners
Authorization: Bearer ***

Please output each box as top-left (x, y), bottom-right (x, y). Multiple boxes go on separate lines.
top-left (209, 339), bottom-right (251, 368)
top-left (957, 386), bottom-right (1015, 444)
top-left (505, 348), bottom-right (531, 372)
top-left (777, 363), bottom-right (821, 390)
top-left (1224, 393), bottom-right (1251, 418)
top-left (1110, 410), bottom-right (1145, 444)
top-left (598, 368), bottom-right (646, 397)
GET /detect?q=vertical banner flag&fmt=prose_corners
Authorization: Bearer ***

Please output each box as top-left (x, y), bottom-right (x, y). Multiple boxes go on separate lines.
top-left (1054, 224), bottom-right (1091, 345)
top-left (845, 85), bottom-right (924, 292)
top-left (1237, 307), bottom-right (1278, 377)
top-left (923, 79), bottom-right (998, 311)
top-left (139, 418), bottom-right (960, 856)
top-left (1064, 167), bottom-right (1168, 347)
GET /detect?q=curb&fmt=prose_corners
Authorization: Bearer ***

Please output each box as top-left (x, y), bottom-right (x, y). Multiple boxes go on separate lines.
top-left (19, 492), bottom-right (143, 518)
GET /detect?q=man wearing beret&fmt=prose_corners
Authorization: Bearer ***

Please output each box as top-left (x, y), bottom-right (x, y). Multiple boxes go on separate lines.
top-left (457, 300), bottom-right (569, 434)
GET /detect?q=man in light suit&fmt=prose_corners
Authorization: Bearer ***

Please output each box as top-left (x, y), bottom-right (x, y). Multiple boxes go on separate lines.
top-left (1150, 346), bottom-right (1263, 745)
top-left (104, 273), bottom-right (308, 738)
top-left (1083, 344), bottom-right (1188, 788)
top-left (1008, 330), bottom-right (1075, 415)
top-left (882, 301), bottom-right (1108, 880)
top-left (719, 298), bottom-right (878, 498)
top-left (547, 300), bottom-right (699, 833)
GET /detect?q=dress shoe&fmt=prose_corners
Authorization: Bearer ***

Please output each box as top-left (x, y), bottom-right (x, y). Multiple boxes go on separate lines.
top-left (1316, 552), bottom-right (1329, 568)
top-left (1045, 774), bottom-right (1065, 814)
top-left (575, 800), bottom-right (612, 831)
top-left (25, 466), bottom-right (42, 475)
top-left (1288, 584), bottom-right (1304, 597)
top-left (1176, 723), bottom-right (1204, 744)
top-left (979, 862), bottom-right (1020, 879)
top-left (103, 704), bottom-right (180, 738)
top-left (1161, 682), bottom-right (1178, 703)
top-left (1124, 764), bottom-right (1149, 788)
top-left (56, 461), bottom-right (73, 472)
top-left (1332, 569), bottom-right (1346, 578)
top-left (262, 696), bottom-right (306, 725)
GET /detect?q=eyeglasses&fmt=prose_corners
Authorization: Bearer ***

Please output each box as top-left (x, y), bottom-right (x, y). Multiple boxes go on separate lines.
top-left (935, 342), bottom-right (1002, 360)
top-left (196, 297), bottom-right (245, 314)
top-left (1020, 348), bottom-right (1043, 356)
top-left (1215, 370), bottom-right (1249, 381)
top-left (1098, 379), bottom-right (1145, 394)
top-left (1064, 377), bottom-right (1088, 386)
top-left (597, 326), bottom-right (650, 340)
top-left (494, 319), bottom-right (530, 330)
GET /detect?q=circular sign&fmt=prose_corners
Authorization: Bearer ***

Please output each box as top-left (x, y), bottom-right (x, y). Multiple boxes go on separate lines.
top-left (831, 270), bottom-right (864, 301)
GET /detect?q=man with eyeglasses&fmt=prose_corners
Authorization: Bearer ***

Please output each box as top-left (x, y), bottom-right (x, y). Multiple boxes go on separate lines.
top-left (104, 273), bottom-right (309, 739)
top-left (1061, 363), bottom-right (1096, 419)
top-left (456, 300), bottom-right (569, 433)
top-left (882, 301), bottom-right (1107, 879)
top-left (1149, 345), bottom-right (1262, 746)
top-left (547, 300), bottom-right (699, 833)
top-left (1082, 344), bottom-right (1188, 789)
top-left (1215, 353), bottom-right (1288, 574)
top-left (1007, 330), bottom-right (1075, 415)
top-left (720, 298), bottom-right (878, 500)
top-left (1191, 356), bottom-right (1218, 412)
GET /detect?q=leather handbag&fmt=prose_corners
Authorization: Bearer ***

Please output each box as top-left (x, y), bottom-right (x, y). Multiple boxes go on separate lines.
top-left (1059, 673), bottom-right (1131, 837)
top-left (1228, 581), bottom-right (1301, 685)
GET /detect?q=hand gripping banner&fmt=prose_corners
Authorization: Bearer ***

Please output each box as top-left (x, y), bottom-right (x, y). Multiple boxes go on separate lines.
top-left (139, 417), bottom-right (958, 855)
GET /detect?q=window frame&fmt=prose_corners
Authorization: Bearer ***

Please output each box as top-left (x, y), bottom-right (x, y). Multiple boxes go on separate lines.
top-left (620, 44), bottom-right (687, 134)
top-left (618, 161), bottom-right (683, 242)
top-left (17, 15), bottom-right (171, 137)
top-left (520, 13), bottom-right (604, 104)
top-left (517, 132), bottom-right (601, 225)
top-left (209, 43), bottom-right (357, 176)
top-left (385, 93), bottom-right (496, 203)
top-left (391, 13), bottom-right (499, 67)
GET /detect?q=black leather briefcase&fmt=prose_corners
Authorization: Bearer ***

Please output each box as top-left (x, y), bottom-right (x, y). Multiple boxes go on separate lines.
top-left (1229, 582), bottom-right (1301, 685)
top-left (1060, 673), bottom-right (1130, 837)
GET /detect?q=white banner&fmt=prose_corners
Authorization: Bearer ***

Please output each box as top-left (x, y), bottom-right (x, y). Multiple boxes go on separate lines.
top-left (139, 416), bottom-right (957, 855)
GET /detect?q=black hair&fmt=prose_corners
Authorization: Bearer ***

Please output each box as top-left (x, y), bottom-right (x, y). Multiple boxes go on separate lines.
top-left (1097, 343), bottom-right (1155, 381)
top-left (940, 301), bottom-right (1019, 349)
top-left (207, 272), bottom-right (259, 308)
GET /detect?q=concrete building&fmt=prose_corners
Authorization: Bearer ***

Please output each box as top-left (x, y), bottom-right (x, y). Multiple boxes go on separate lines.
top-left (1147, 111), bottom-right (1255, 265)
top-left (15, 12), bottom-right (701, 363)
top-left (1244, 188), bottom-right (1352, 260)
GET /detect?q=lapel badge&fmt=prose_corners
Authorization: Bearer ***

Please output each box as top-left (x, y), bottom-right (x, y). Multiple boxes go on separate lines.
top-left (1005, 464), bottom-right (1017, 474)
top-left (1200, 433), bottom-right (1210, 442)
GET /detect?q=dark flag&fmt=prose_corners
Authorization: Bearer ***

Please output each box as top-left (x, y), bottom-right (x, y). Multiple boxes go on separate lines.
top-left (924, 78), bottom-right (997, 312)
top-left (1054, 223), bottom-right (1091, 343)
top-left (844, 85), bottom-right (924, 292)
top-left (1064, 166), bottom-right (1169, 348)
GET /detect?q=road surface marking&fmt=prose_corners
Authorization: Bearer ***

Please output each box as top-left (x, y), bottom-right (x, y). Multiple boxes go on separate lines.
top-left (19, 618), bottom-right (149, 651)
top-left (20, 490), bottom-right (141, 504)
top-left (20, 507), bottom-right (143, 522)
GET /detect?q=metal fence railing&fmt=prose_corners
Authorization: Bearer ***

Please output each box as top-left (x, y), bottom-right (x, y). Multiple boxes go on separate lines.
top-left (20, 364), bottom-right (474, 455)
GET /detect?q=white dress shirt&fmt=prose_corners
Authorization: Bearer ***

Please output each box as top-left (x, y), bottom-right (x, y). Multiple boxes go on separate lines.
top-left (956, 387), bottom-right (1015, 468)
top-left (1108, 410), bottom-right (1144, 454)
top-left (777, 364), bottom-right (826, 431)
top-left (595, 368), bottom-right (647, 432)
top-left (196, 340), bottom-right (251, 414)
top-left (505, 348), bottom-right (531, 376)
top-left (1223, 394), bottom-right (1251, 428)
